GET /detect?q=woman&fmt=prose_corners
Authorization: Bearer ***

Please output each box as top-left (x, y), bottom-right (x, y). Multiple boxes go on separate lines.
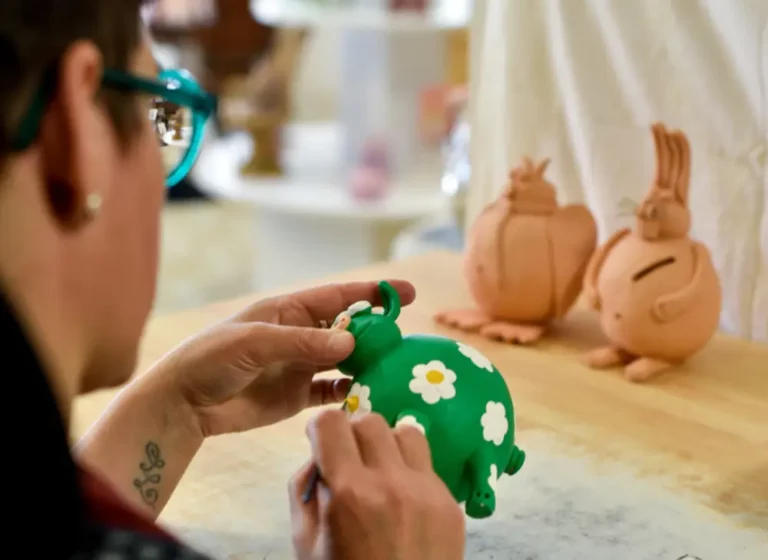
top-left (0, 1), bottom-right (464, 558)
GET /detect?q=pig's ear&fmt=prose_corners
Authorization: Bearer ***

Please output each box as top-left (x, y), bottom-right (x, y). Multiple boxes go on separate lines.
top-left (378, 281), bottom-right (401, 321)
top-left (536, 158), bottom-right (551, 177)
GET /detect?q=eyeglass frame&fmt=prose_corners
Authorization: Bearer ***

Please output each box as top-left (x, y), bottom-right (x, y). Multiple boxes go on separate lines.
top-left (10, 67), bottom-right (218, 188)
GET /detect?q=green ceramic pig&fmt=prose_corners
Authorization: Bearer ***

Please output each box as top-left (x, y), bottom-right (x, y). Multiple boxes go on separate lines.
top-left (331, 281), bottom-right (526, 519)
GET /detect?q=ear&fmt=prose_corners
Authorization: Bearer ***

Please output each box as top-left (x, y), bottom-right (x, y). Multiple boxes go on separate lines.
top-left (39, 41), bottom-right (107, 225)
top-left (536, 158), bottom-right (551, 177)
top-left (651, 122), bottom-right (670, 193)
top-left (671, 131), bottom-right (691, 206)
top-left (521, 156), bottom-right (535, 174)
top-left (378, 281), bottom-right (401, 321)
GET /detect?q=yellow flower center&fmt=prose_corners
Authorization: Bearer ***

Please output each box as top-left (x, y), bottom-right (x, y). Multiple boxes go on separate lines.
top-left (345, 395), bottom-right (360, 412)
top-left (426, 370), bottom-right (445, 384)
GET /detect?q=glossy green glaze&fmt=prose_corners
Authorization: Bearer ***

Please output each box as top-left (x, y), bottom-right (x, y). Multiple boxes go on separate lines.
top-left (332, 281), bottom-right (525, 519)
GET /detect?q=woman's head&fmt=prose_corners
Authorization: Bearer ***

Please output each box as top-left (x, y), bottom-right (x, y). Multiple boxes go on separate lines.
top-left (0, 1), bottom-right (167, 392)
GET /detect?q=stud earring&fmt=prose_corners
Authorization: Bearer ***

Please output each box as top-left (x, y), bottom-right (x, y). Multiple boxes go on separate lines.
top-left (83, 193), bottom-right (102, 219)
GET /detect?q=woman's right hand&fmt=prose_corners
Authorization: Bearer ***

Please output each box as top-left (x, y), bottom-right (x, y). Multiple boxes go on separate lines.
top-left (289, 410), bottom-right (466, 560)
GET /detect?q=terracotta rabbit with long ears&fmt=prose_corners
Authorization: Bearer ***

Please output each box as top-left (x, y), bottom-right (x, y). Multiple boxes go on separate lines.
top-left (583, 123), bottom-right (721, 382)
top-left (436, 157), bottom-right (597, 344)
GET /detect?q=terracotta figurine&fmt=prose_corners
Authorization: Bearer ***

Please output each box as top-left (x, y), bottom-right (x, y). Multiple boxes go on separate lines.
top-left (435, 157), bottom-right (597, 343)
top-left (331, 281), bottom-right (526, 519)
top-left (583, 123), bottom-right (722, 382)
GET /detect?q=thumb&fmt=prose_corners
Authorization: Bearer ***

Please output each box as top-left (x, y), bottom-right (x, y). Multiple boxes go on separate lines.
top-left (245, 323), bottom-right (355, 366)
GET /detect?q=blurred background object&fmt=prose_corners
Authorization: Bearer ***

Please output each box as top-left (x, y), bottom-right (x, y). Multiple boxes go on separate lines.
top-left (148, 0), bottom-right (472, 311)
top-left (223, 28), bottom-right (309, 176)
top-left (391, 84), bottom-right (469, 260)
top-left (149, 0), bottom-right (275, 201)
top-left (440, 87), bottom-right (469, 228)
top-left (150, 0), bottom-right (217, 28)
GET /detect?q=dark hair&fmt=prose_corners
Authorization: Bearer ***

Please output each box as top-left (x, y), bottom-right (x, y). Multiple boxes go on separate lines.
top-left (0, 0), bottom-right (151, 160)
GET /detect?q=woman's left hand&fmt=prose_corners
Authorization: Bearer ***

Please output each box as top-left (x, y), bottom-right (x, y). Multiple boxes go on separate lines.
top-left (149, 280), bottom-right (415, 438)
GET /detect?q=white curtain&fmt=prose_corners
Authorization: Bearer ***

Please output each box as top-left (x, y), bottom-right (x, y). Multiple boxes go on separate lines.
top-left (468, 0), bottom-right (768, 341)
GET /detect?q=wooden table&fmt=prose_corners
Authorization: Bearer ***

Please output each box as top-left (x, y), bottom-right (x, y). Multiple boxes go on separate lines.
top-left (73, 252), bottom-right (768, 559)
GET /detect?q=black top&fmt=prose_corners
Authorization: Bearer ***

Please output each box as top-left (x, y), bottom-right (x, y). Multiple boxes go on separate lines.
top-left (1, 290), bottom-right (211, 559)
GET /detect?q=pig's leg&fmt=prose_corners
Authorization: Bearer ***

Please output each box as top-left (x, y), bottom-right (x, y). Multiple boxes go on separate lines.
top-left (464, 446), bottom-right (497, 519)
top-left (624, 357), bottom-right (674, 382)
top-left (584, 346), bottom-right (633, 369)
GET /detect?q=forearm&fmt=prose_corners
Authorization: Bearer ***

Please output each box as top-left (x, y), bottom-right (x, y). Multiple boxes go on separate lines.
top-left (74, 368), bottom-right (204, 518)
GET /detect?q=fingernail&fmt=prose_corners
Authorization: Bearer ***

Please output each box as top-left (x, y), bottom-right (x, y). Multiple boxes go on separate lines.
top-left (328, 331), bottom-right (354, 354)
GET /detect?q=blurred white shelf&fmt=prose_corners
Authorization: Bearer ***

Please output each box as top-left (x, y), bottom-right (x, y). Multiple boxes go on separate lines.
top-left (192, 127), bottom-right (449, 290)
top-left (251, 0), bottom-right (472, 30)
top-left (193, 127), bottom-right (446, 220)
top-left (214, 179), bottom-right (448, 220)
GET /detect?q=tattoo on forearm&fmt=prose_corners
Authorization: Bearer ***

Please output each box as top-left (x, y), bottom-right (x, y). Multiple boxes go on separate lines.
top-left (133, 441), bottom-right (166, 507)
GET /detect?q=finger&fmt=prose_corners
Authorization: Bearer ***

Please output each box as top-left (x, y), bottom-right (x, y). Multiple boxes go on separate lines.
top-left (236, 280), bottom-right (417, 326)
top-left (393, 424), bottom-right (433, 471)
top-left (306, 409), bottom-right (362, 486)
top-left (308, 378), bottom-right (352, 408)
top-left (244, 323), bottom-right (355, 367)
top-left (288, 460), bottom-right (321, 553)
top-left (351, 414), bottom-right (404, 468)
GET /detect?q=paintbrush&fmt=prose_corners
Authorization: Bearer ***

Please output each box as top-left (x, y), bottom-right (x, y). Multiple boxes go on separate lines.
top-left (302, 399), bottom-right (348, 504)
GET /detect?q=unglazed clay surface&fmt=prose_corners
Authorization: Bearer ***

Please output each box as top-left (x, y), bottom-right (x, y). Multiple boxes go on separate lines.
top-left (332, 281), bottom-right (525, 519)
top-left (583, 123), bottom-right (722, 382)
top-left (436, 157), bottom-right (597, 343)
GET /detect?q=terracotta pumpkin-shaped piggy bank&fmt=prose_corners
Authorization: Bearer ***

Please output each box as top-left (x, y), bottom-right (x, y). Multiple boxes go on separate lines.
top-left (435, 157), bottom-right (597, 343)
top-left (583, 123), bottom-right (722, 382)
top-left (332, 281), bottom-right (526, 519)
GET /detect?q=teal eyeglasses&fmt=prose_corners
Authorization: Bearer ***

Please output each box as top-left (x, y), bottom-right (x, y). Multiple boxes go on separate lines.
top-left (11, 68), bottom-right (217, 188)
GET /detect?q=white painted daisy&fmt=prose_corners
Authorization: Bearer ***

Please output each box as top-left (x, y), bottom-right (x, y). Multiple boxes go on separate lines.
top-left (457, 342), bottom-right (494, 372)
top-left (347, 300), bottom-right (372, 316)
top-left (409, 360), bottom-right (457, 405)
top-left (396, 415), bottom-right (426, 435)
top-left (488, 464), bottom-right (498, 491)
top-left (344, 382), bottom-right (373, 418)
top-left (481, 401), bottom-right (509, 446)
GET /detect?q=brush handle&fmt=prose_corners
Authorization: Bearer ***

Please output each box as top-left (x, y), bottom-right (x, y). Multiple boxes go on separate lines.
top-left (302, 401), bottom-right (348, 504)
top-left (302, 466), bottom-right (322, 504)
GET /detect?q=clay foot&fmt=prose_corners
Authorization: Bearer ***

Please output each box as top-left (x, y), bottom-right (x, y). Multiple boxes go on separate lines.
top-left (624, 357), bottom-right (674, 383)
top-left (583, 346), bottom-right (633, 369)
top-left (434, 309), bottom-right (492, 332)
top-left (480, 322), bottom-right (545, 344)
top-left (465, 447), bottom-right (497, 519)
